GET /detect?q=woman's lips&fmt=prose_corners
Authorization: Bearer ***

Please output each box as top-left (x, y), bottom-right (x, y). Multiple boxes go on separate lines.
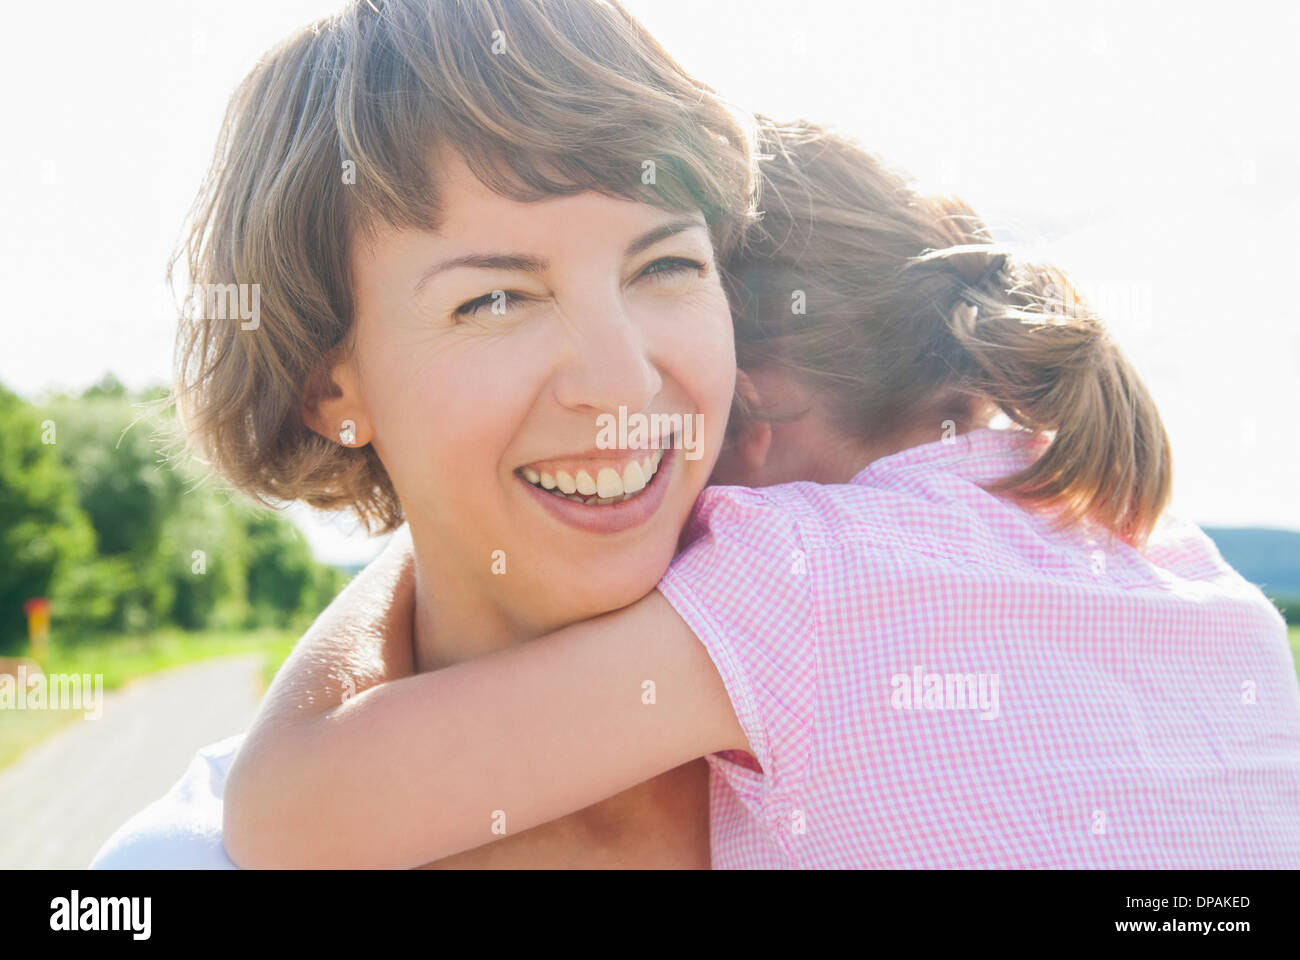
top-left (517, 441), bottom-right (676, 534)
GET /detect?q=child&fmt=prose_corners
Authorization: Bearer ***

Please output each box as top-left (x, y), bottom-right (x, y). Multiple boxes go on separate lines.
top-left (222, 117), bottom-right (1300, 869)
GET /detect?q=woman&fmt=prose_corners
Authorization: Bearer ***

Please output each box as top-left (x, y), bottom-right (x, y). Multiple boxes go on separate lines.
top-left (93, 0), bottom-right (752, 868)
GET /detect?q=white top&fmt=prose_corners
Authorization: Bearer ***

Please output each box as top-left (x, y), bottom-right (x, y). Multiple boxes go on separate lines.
top-left (90, 734), bottom-right (244, 869)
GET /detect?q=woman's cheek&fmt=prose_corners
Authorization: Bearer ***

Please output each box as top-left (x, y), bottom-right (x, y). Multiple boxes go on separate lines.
top-left (652, 277), bottom-right (733, 368)
top-left (355, 356), bottom-right (466, 511)
top-left (639, 313), bottom-right (734, 486)
top-left (681, 287), bottom-right (737, 451)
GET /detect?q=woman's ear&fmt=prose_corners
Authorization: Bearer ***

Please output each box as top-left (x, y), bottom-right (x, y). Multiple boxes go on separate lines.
top-left (302, 350), bottom-right (373, 448)
top-left (730, 368), bottom-right (772, 474)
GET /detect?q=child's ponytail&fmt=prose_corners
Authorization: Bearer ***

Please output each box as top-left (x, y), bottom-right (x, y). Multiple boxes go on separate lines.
top-left (917, 240), bottom-right (1172, 545)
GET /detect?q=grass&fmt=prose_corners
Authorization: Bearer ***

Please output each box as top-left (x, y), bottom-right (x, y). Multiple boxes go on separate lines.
top-left (0, 627), bottom-right (299, 770)
top-left (1291, 625), bottom-right (1300, 676)
top-left (257, 634), bottom-right (300, 690)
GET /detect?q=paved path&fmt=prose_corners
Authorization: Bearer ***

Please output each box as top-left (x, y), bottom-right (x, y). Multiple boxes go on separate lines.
top-left (0, 654), bottom-right (264, 869)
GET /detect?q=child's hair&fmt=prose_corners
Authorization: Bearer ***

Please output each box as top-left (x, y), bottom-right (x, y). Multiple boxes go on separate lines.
top-left (172, 0), bottom-right (756, 532)
top-left (725, 118), bottom-right (1171, 545)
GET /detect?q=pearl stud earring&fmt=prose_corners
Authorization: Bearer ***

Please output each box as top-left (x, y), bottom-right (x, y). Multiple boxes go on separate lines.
top-left (338, 419), bottom-right (356, 446)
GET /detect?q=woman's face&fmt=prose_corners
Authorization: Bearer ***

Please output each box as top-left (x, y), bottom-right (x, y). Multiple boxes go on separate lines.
top-left (346, 151), bottom-right (736, 631)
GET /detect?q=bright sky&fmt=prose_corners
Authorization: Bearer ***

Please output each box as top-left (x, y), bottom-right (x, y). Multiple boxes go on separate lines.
top-left (2, 1), bottom-right (1297, 565)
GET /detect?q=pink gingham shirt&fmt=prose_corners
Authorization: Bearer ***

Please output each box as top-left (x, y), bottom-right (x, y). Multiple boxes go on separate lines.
top-left (657, 427), bottom-right (1300, 868)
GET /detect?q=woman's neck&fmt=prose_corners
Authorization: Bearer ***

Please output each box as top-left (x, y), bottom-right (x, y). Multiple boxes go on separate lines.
top-left (410, 540), bottom-right (525, 674)
top-left (405, 520), bottom-right (677, 674)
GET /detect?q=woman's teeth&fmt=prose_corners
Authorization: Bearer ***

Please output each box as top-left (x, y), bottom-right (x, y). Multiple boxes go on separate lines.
top-left (520, 448), bottom-right (665, 505)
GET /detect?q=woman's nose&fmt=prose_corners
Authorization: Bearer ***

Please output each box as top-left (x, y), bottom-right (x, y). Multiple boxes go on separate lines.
top-left (552, 302), bottom-right (663, 417)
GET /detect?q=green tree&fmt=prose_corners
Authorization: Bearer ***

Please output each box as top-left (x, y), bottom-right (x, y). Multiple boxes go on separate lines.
top-left (42, 384), bottom-right (180, 558)
top-left (0, 385), bottom-right (95, 653)
top-left (242, 508), bottom-right (318, 627)
top-left (156, 483), bottom-right (252, 630)
top-left (27, 376), bottom-right (346, 640)
top-left (39, 384), bottom-right (181, 636)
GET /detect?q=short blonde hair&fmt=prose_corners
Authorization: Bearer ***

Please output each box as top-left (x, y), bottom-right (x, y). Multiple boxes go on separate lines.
top-left (172, 0), bottom-right (756, 532)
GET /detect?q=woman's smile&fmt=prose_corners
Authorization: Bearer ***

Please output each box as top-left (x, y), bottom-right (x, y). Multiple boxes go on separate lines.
top-left (515, 434), bottom-right (678, 534)
top-left (518, 442), bottom-right (667, 503)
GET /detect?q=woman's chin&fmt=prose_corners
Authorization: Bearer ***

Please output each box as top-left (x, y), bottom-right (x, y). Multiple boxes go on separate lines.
top-left (531, 560), bottom-right (673, 624)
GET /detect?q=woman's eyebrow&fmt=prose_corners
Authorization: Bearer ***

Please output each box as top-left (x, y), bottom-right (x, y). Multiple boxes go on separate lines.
top-left (414, 216), bottom-right (707, 293)
top-left (414, 254), bottom-right (547, 293)
top-left (623, 216), bottom-right (708, 257)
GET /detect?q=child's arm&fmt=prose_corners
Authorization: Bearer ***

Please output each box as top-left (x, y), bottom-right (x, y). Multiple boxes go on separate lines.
top-left (244, 524), bottom-right (417, 731)
top-left (222, 586), bottom-right (749, 869)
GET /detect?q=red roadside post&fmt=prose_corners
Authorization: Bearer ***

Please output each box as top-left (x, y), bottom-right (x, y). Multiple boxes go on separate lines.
top-left (22, 597), bottom-right (51, 664)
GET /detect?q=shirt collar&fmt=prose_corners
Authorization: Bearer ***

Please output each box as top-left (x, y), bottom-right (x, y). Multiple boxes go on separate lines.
top-left (849, 426), bottom-right (1047, 487)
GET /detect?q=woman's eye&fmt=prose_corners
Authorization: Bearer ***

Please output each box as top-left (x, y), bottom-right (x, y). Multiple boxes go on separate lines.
top-left (452, 260), bottom-right (704, 320)
top-left (454, 289), bottom-right (526, 319)
top-left (638, 256), bottom-right (706, 282)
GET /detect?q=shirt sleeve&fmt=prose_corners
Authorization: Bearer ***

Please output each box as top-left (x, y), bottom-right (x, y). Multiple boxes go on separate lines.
top-left (657, 485), bottom-right (818, 812)
top-left (89, 734), bottom-right (243, 869)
